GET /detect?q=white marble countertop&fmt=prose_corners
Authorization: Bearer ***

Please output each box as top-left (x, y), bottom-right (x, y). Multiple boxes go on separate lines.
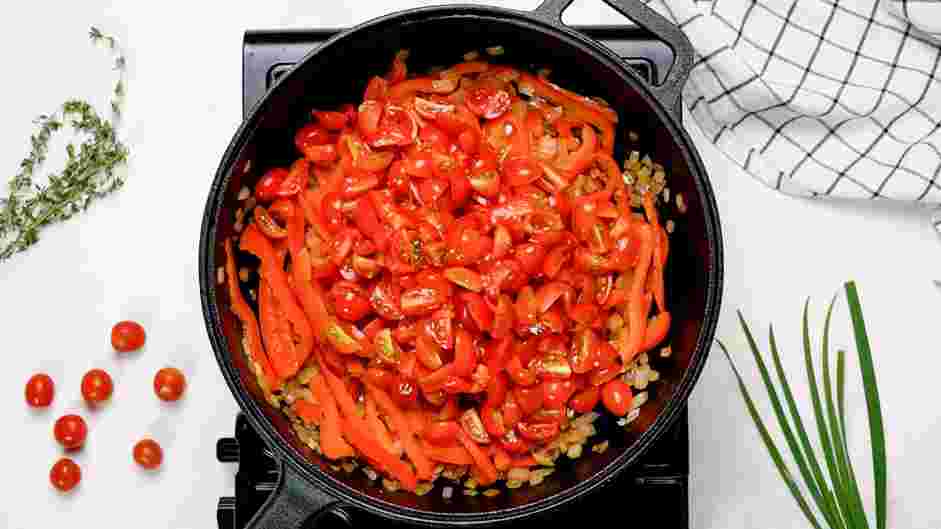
top-left (2, 1), bottom-right (939, 528)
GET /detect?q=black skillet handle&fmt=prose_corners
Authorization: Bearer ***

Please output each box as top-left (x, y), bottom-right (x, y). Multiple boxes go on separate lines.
top-left (533, 0), bottom-right (694, 117)
top-left (244, 461), bottom-right (352, 529)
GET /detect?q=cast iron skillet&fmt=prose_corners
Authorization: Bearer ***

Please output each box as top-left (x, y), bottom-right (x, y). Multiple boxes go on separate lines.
top-left (199, 0), bottom-right (723, 527)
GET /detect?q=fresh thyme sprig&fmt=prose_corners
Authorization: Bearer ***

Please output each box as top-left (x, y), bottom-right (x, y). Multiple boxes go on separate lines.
top-left (0, 27), bottom-right (129, 261)
top-left (718, 281), bottom-right (886, 529)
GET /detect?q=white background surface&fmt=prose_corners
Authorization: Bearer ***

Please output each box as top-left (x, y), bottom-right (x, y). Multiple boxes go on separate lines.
top-left (1, 1), bottom-right (939, 528)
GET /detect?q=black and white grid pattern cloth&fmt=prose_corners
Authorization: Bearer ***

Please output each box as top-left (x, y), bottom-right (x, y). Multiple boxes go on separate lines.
top-left (642, 0), bottom-right (941, 235)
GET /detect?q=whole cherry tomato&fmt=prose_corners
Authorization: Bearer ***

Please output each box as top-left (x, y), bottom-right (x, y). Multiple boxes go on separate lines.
top-left (50, 458), bottom-right (81, 492)
top-left (25, 373), bottom-right (54, 408)
top-left (601, 379), bottom-right (633, 416)
top-left (54, 414), bottom-right (87, 449)
top-left (153, 367), bottom-right (186, 402)
top-left (81, 369), bottom-right (113, 405)
top-left (111, 320), bottom-right (146, 353)
top-left (133, 438), bottom-right (164, 469)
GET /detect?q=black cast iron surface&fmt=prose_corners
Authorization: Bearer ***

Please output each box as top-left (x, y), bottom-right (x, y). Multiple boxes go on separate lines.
top-left (216, 24), bottom-right (691, 529)
top-left (217, 412), bottom-right (688, 529)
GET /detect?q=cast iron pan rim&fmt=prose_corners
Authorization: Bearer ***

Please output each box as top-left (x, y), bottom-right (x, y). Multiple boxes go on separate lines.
top-left (200, 3), bottom-right (723, 525)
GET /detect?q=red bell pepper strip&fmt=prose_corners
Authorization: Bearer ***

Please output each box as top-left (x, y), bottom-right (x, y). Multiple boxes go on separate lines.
top-left (642, 193), bottom-right (666, 314)
top-left (622, 223), bottom-right (656, 364)
top-left (554, 124), bottom-right (597, 177)
top-left (224, 239), bottom-right (279, 390)
top-left (641, 311), bottom-right (671, 352)
top-left (292, 399), bottom-right (323, 425)
top-left (510, 455), bottom-right (537, 468)
top-left (517, 72), bottom-right (617, 153)
top-left (309, 372), bottom-right (355, 459)
top-left (387, 77), bottom-right (458, 102)
top-left (442, 61), bottom-right (490, 77)
top-left (365, 384), bottom-right (435, 481)
top-left (319, 352), bottom-right (418, 489)
top-left (419, 362), bottom-right (458, 392)
top-left (456, 429), bottom-right (498, 485)
top-left (241, 224), bottom-right (313, 378)
top-left (365, 395), bottom-right (402, 457)
top-left (258, 279), bottom-right (303, 380)
top-left (491, 444), bottom-right (512, 472)
top-left (352, 197), bottom-right (389, 252)
top-left (340, 414), bottom-right (418, 491)
top-left (420, 441), bottom-right (473, 466)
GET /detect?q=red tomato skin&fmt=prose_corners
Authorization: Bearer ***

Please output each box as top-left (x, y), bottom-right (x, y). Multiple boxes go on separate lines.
top-left (111, 320), bottom-right (146, 352)
top-left (153, 368), bottom-right (186, 402)
top-left (50, 458), bottom-right (81, 492)
top-left (81, 369), bottom-right (114, 405)
top-left (25, 373), bottom-right (54, 407)
top-left (133, 439), bottom-right (164, 469)
top-left (601, 379), bottom-right (633, 416)
top-left (54, 415), bottom-right (87, 450)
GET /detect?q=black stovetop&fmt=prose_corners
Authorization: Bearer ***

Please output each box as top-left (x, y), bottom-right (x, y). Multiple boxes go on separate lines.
top-left (217, 24), bottom-right (688, 529)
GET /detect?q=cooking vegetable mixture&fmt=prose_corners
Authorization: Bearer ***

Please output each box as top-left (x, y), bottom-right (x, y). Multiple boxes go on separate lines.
top-left (225, 48), bottom-right (674, 495)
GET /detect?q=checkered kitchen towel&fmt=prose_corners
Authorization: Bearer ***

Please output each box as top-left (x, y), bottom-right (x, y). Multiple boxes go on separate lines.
top-left (640, 0), bottom-right (941, 234)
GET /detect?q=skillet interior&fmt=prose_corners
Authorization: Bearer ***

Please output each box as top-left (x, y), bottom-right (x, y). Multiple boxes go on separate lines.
top-left (201, 5), bottom-right (722, 522)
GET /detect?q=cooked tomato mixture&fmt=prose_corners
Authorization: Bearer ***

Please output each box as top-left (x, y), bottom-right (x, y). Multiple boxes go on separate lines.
top-left (225, 49), bottom-right (673, 495)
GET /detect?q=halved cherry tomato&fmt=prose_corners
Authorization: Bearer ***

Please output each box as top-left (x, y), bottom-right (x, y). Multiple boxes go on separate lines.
top-left (401, 286), bottom-right (447, 317)
top-left (370, 104), bottom-right (416, 148)
top-left (601, 379), bottom-right (633, 416)
top-left (370, 280), bottom-right (405, 321)
top-left (503, 157), bottom-right (544, 187)
top-left (542, 379), bottom-right (575, 409)
top-left (329, 281), bottom-right (372, 321)
top-left (481, 404), bottom-right (506, 437)
top-left (295, 123), bottom-right (332, 150)
top-left (466, 86), bottom-right (512, 119)
top-left (313, 110), bottom-right (348, 130)
top-left (357, 100), bottom-right (383, 137)
top-left (589, 364), bottom-right (622, 387)
top-left (499, 429), bottom-right (529, 455)
top-left (320, 192), bottom-right (345, 234)
top-left (468, 149), bottom-right (500, 197)
top-left (416, 334), bottom-right (444, 370)
top-left (506, 354), bottom-right (538, 387)
top-left (517, 421), bottom-right (560, 443)
top-left (363, 76), bottom-right (387, 101)
top-left (424, 306), bottom-right (454, 350)
top-left (404, 150), bottom-right (434, 179)
top-left (501, 394), bottom-right (523, 429)
top-left (457, 292), bottom-right (491, 334)
top-left (514, 385), bottom-right (543, 415)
